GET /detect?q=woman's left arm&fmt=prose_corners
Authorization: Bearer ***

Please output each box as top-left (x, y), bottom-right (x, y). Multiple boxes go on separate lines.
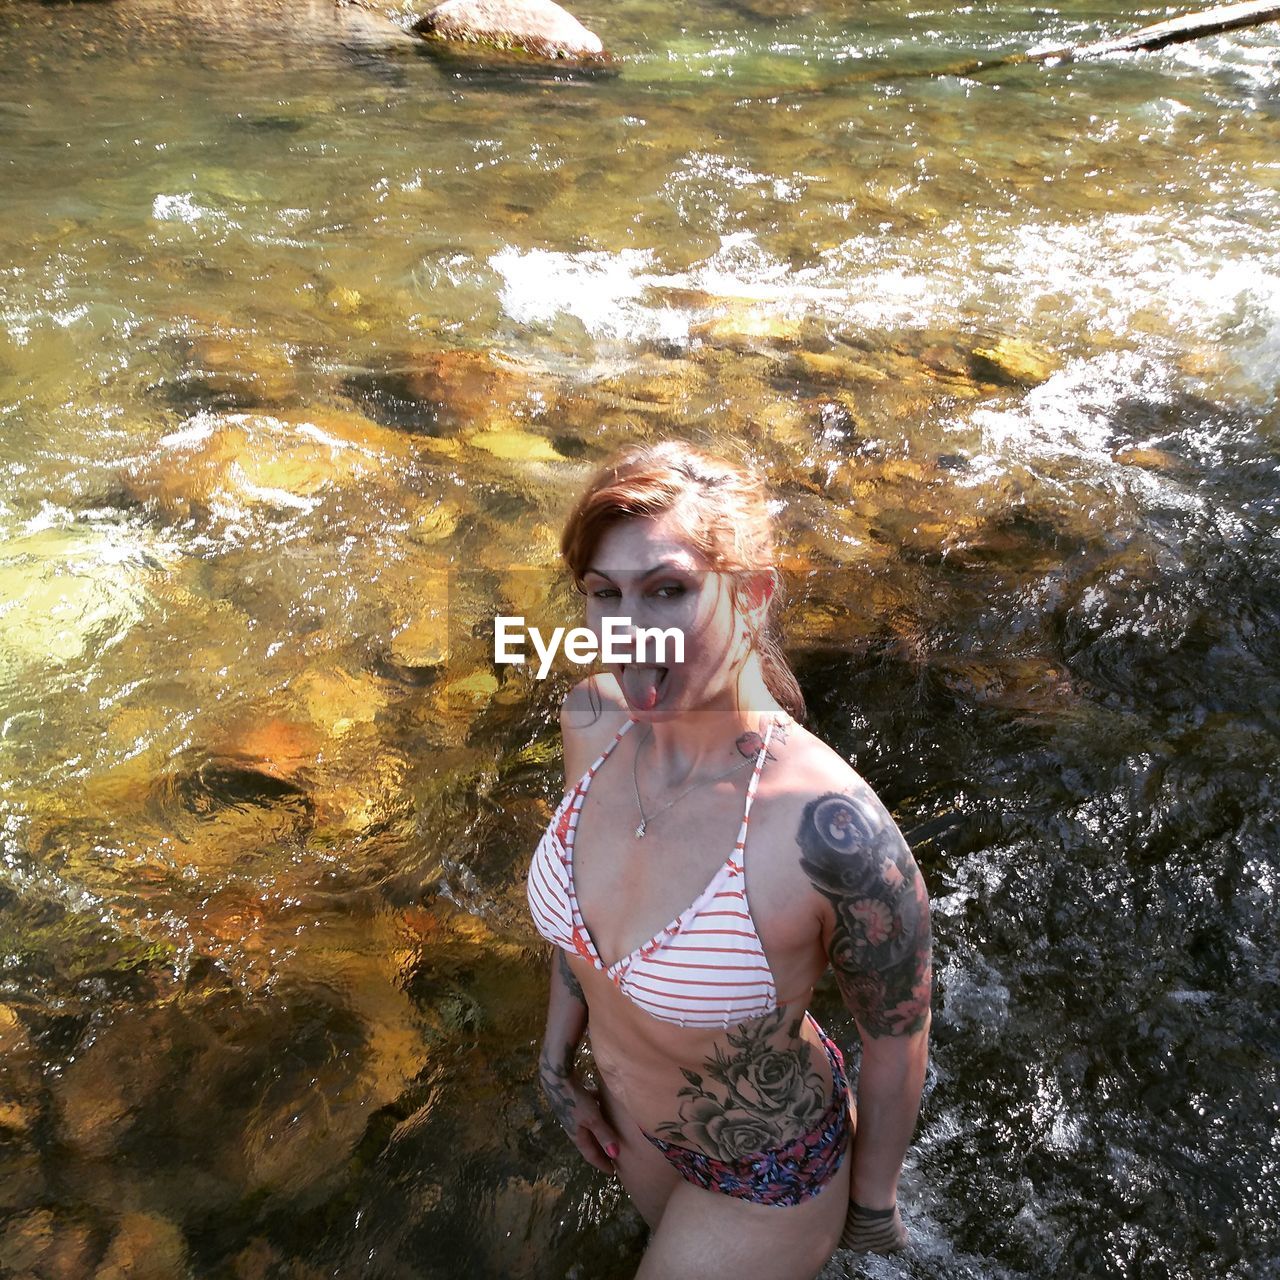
top-left (795, 788), bottom-right (932, 1249)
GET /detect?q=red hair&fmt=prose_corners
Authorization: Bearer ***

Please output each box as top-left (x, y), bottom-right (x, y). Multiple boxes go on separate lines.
top-left (560, 441), bottom-right (805, 721)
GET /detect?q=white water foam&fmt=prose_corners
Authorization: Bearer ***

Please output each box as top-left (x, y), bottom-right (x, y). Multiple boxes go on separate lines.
top-left (151, 192), bottom-right (222, 226)
top-left (491, 245), bottom-right (687, 343)
top-left (489, 207), bottom-right (1279, 397)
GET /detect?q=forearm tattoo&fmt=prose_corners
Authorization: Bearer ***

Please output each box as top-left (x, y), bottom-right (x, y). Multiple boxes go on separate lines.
top-left (541, 951), bottom-right (586, 1133)
top-left (652, 1008), bottom-right (826, 1160)
top-left (539, 1040), bottom-right (578, 1134)
top-left (797, 791), bottom-right (932, 1037)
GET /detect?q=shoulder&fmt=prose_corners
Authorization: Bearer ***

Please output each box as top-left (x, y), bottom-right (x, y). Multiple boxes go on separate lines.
top-left (559, 674), bottom-right (630, 785)
top-left (767, 727), bottom-right (908, 867)
top-left (767, 727), bottom-right (930, 944)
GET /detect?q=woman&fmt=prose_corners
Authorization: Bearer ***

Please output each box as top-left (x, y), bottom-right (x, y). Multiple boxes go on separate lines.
top-left (526, 441), bottom-right (932, 1278)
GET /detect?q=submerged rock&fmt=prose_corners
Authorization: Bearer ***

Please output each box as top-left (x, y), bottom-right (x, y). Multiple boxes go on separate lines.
top-left (0, 1209), bottom-right (98, 1279)
top-left (292, 666), bottom-right (390, 739)
top-left (54, 1011), bottom-right (174, 1162)
top-left (166, 330), bottom-right (297, 410)
top-left (97, 1212), bottom-right (188, 1280)
top-left (344, 348), bottom-right (545, 434)
top-left (412, 0), bottom-right (610, 66)
top-left (209, 717), bottom-right (324, 789)
top-left (0, 526), bottom-right (160, 679)
top-left (969, 337), bottom-right (1058, 388)
top-left (424, 668), bottom-right (502, 746)
top-left (386, 568), bottom-right (452, 670)
top-left (467, 427), bottom-right (564, 463)
top-left (691, 305), bottom-right (805, 350)
top-left (409, 498), bottom-right (464, 546)
top-left (1111, 446), bottom-right (1186, 474)
top-left (123, 407), bottom-right (415, 521)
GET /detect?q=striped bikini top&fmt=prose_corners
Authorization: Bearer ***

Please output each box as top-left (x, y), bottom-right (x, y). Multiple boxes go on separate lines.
top-left (526, 716), bottom-right (780, 1029)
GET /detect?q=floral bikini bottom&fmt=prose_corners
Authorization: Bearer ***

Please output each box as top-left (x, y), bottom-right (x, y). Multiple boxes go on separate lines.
top-left (639, 1015), bottom-right (852, 1208)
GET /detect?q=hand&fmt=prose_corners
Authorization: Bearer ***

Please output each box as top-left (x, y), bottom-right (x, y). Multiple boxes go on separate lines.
top-left (538, 1054), bottom-right (621, 1175)
top-left (840, 1200), bottom-right (909, 1254)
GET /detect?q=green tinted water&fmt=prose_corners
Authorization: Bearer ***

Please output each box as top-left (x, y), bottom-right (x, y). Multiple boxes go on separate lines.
top-left (1, 1), bottom-right (1277, 1276)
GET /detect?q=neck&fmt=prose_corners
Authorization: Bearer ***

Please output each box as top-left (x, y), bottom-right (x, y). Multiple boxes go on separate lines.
top-left (641, 668), bottom-right (785, 787)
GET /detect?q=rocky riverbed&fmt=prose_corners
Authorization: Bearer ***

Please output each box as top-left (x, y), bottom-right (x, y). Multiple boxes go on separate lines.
top-left (1, 0), bottom-right (1277, 1275)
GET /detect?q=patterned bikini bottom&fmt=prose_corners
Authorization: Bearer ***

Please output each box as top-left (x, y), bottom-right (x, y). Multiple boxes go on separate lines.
top-left (639, 1014), bottom-right (852, 1208)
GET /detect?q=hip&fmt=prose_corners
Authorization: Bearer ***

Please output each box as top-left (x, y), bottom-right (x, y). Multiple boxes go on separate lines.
top-left (637, 1012), bottom-right (852, 1208)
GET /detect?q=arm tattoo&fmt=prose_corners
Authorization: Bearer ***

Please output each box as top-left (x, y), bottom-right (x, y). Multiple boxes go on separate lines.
top-left (541, 950), bottom-right (585, 1134)
top-left (797, 791), bottom-right (932, 1037)
top-left (558, 948), bottom-right (586, 1005)
top-left (537, 1049), bottom-right (578, 1131)
top-left (539, 1038), bottom-right (578, 1134)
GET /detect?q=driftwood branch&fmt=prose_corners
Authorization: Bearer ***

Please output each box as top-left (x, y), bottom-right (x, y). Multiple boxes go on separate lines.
top-left (807, 0), bottom-right (1280, 85)
top-left (1025, 0), bottom-right (1280, 65)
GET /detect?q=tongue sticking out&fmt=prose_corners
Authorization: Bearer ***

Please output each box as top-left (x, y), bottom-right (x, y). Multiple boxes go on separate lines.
top-left (622, 665), bottom-right (665, 710)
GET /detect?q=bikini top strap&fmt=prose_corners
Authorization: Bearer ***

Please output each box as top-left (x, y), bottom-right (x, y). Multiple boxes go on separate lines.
top-left (572, 715), bottom-right (636, 797)
top-left (730, 717), bottom-right (776, 863)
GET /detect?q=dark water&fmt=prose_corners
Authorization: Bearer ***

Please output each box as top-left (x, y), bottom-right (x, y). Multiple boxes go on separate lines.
top-left (0, 0), bottom-right (1277, 1275)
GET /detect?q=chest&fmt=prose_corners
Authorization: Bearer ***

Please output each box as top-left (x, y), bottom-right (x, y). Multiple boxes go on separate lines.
top-left (569, 766), bottom-right (809, 972)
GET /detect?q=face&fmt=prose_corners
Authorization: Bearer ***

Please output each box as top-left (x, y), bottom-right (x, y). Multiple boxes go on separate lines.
top-left (581, 510), bottom-right (765, 720)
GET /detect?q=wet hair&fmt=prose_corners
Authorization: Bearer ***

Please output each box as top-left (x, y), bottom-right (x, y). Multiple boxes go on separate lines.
top-left (560, 440), bottom-right (805, 722)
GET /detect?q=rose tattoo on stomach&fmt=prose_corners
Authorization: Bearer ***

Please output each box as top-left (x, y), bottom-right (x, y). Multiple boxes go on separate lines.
top-left (651, 1009), bottom-right (828, 1160)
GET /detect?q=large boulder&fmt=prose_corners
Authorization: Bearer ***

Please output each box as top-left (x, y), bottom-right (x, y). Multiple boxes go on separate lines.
top-left (412, 0), bottom-right (609, 66)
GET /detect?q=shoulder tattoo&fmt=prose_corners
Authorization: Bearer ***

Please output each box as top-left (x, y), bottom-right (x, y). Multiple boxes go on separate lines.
top-left (797, 791), bottom-right (932, 1037)
top-left (736, 713), bottom-right (790, 762)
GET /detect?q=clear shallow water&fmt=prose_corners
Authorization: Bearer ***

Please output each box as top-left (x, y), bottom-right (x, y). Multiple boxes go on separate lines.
top-left (0, 0), bottom-right (1277, 1276)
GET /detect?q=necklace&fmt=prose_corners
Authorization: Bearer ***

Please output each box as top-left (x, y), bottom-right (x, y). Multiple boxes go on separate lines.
top-left (630, 726), bottom-right (759, 839)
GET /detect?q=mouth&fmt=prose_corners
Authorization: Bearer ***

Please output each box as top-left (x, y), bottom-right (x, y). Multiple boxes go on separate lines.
top-left (619, 663), bottom-right (669, 710)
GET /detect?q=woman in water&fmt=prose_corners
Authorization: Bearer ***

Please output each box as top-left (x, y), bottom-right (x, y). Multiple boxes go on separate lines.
top-left (526, 441), bottom-right (931, 1277)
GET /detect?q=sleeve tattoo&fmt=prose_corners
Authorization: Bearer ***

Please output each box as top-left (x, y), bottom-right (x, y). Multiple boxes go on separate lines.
top-left (797, 791), bottom-right (932, 1037)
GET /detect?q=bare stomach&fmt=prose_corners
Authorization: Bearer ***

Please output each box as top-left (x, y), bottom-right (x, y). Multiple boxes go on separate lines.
top-left (580, 972), bottom-right (837, 1162)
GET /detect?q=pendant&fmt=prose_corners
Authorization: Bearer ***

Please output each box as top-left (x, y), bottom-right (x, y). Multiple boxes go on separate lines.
top-left (635, 821), bottom-right (647, 839)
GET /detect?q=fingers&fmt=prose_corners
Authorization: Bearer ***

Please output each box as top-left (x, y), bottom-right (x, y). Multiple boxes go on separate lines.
top-left (585, 1118), bottom-right (621, 1163)
top-left (574, 1097), bottom-right (622, 1173)
top-left (541, 1070), bottom-right (621, 1174)
top-left (571, 1128), bottom-right (617, 1174)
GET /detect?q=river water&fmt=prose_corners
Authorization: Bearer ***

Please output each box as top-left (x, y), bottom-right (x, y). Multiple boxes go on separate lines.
top-left (0, 0), bottom-right (1277, 1276)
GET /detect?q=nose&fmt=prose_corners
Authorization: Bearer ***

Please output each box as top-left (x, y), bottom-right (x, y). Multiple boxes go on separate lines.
top-left (607, 611), bottom-right (643, 662)
top-left (599, 592), bottom-right (664, 665)
top-left (621, 592), bottom-right (652, 628)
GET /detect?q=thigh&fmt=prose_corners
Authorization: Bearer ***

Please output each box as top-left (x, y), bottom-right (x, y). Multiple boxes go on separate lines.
top-left (634, 1141), bottom-right (851, 1280)
top-left (594, 1071), bottom-right (683, 1231)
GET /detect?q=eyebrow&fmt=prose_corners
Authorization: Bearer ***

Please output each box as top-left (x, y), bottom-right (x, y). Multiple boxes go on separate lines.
top-left (583, 561), bottom-right (690, 582)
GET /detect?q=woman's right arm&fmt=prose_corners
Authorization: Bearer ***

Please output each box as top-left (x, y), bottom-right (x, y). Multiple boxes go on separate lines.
top-left (537, 677), bottom-right (620, 1173)
top-left (537, 948), bottom-right (618, 1173)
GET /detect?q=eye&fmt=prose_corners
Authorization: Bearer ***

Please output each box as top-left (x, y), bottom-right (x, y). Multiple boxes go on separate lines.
top-left (654, 583), bottom-right (686, 599)
top-left (589, 586), bottom-right (620, 600)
